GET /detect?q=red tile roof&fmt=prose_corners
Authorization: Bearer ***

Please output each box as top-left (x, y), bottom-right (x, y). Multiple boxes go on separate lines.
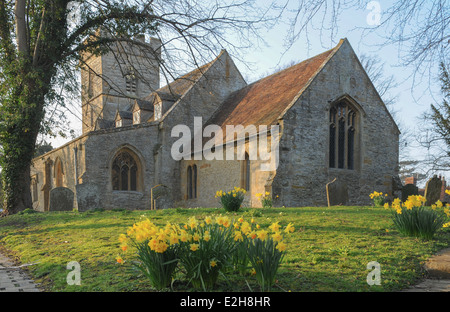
top-left (204, 46), bottom-right (337, 143)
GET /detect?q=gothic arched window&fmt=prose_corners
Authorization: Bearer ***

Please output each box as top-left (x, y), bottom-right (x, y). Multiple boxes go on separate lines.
top-left (329, 101), bottom-right (358, 170)
top-left (112, 150), bottom-right (140, 191)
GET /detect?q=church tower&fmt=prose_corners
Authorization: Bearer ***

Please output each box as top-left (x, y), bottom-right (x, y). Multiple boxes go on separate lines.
top-left (80, 32), bottom-right (161, 133)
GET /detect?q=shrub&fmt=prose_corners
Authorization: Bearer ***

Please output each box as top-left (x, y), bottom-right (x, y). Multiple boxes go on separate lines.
top-left (256, 192), bottom-right (275, 208)
top-left (369, 191), bottom-right (387, 207)
top-left (18, 208), bottom-right (37, 215)
top-left (215, 187), bottom-right (246, 212)
top-left (386, 195), bottom-right (450, 240)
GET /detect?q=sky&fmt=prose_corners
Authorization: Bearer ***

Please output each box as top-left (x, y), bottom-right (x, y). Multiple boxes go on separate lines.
top-left (50, 0), bottom-right (446, 185)
top-left (229, 0), bottom-right (446, 184)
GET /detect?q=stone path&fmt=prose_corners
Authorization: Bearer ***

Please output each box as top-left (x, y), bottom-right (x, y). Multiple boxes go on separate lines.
top-left (401, 247), bottom-right (450, 292)
top-left (0, 252), bottom-right (40, 292)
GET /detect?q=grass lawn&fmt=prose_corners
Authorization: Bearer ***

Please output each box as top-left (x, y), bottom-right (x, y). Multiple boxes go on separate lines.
top-left (0, 206), bottom-right (449, 292)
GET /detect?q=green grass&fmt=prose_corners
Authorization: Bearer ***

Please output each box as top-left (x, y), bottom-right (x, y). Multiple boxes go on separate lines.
top-left (0, 206), bottom-right (449, 292)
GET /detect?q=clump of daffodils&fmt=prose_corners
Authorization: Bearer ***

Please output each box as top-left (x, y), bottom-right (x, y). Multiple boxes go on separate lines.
top-left (215, 187), bottom-right (246, 212)
top-left (369, 191), bottom-right (388, 207)
top-left (255, 191), bottom-right (279, 208)
top-left (384, 195), bottom-right (450, 240)
top-left (117, 219), bottom-right (180, 290)
top-left (117, 214), bottom-right (295, 291)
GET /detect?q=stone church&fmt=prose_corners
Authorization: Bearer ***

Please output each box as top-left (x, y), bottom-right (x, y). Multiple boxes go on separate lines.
top-left (30, 37), bottom-right (400, 212)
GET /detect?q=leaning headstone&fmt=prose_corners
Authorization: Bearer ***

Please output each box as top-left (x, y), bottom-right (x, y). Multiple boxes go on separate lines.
top-left (401, 184), bottom-right (419, 202)
top-left (49, 187), bottom-right (74, 211)
top-left (424, 175), bottom-right (443, 206)
top-left (76, 183), bottom-right (101, 212)
top-left (326, 178), bottom-right (349, 206)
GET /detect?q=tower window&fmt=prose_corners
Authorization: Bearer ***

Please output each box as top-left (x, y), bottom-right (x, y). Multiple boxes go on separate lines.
top-left (125, 68), bottom-right (137, 93)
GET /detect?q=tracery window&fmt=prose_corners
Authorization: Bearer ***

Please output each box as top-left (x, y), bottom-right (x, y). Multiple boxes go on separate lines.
top-left (329, 101), bottom-right (357, 170)
top-left (112, 150), bottom-right (140, 191)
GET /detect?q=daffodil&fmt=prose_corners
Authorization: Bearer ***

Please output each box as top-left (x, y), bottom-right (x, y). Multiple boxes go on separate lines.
top-left (188, 216), bottom-right (198, 229)
top-left (169, 234), bottom-right (179, 245)
top-left (222, 216), bottom-right (231, 228)
top-left (234, 231), bottom-right (243, 241)
top-left (190, 243), bottom-right (199, 251)
top-left (271, 232), bottom-right (283, 242)
top-left (240, 222), bottom-right (251, 234)
top-left (257, 230), bottom-right (268, 241)
top-left (284, 223), bottom-right (295, 233)
top-left (269, 221), bottom-right (280, 232)
top-left (276, 242), bottom-right (287, 252)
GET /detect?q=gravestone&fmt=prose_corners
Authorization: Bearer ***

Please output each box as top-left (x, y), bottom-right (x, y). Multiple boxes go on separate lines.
top-left (49, 187), bottom-right (74, 211)
top-left (326, 178), bottom-right (349, 206)
top-left (76, 183), bottom-right (101, 212)
top-left (424, 175), bottom-right (442, 206)
top-left (392, 175), bottom-right (403, 200)
top-left (401, 184), bottom-right (419, 202)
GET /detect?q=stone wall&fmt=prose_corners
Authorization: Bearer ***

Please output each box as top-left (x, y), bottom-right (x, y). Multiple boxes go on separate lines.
top-left (178, 138), bottom-right (275, 208)
top-left (157, 50), bottom-right (248, 208)
top-left (81, 37), bottom-right (161, 132)
top-left (272, 39), bottom-right (399, 207)
top-left (30, 135), bottom-right (88, 212)
top-left (81, 122), bottom-right (160, 210)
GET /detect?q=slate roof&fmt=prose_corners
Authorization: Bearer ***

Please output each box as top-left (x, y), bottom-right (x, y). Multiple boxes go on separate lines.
top-left (133, 99), bottom-right (154, 112)
top-left (115, 110), bottom-right (133, 120)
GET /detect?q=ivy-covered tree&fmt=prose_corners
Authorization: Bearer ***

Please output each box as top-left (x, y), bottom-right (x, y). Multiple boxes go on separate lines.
top-left (0, 0), bottom-right (272, 215)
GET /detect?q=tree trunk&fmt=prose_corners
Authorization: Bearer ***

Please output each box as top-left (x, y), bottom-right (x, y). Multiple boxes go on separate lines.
top-left (1, 78), bottom-right (47, 216)
top-left (1, 166), bottom-right (33, 215)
